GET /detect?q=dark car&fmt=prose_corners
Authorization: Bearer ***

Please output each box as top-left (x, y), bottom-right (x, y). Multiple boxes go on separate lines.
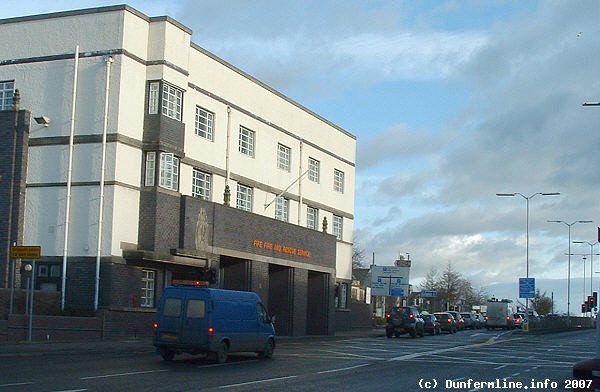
top-left (385, 306), bottom-right (425, 338)
top-left (460, 312), bottom-right (479, 329)
top-left (449, 311), bottom-right (465, 331)
top-left (421, 313), bottom-right (441, 335)
top-left (434, 312), bottom-right (457, 334)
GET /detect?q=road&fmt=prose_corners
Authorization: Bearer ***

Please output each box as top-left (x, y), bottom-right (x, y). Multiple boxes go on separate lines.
top-left (0, 328), bottom-right (594, 391)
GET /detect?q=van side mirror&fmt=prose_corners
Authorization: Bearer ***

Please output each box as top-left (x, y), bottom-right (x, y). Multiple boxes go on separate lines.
top-left (268, 315), bottom-right (276, 324)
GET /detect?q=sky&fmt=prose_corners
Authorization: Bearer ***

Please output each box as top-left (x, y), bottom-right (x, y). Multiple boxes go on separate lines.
top-left (2, 1), bottom-right (600, 313)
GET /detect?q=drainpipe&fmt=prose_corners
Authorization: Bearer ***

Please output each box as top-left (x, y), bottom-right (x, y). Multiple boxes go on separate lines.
top-left (61, 45), bottom-right (79, 311)
top-left (94, 56), bottom-right (112, 311)
top-left (297, 140), bottom-right (303, 225)
top-left (224, 106), bottom-right (231, 206)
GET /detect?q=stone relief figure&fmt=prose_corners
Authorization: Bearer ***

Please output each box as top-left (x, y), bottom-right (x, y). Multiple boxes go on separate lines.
top-left (195, 208), bottom-right (209, 251)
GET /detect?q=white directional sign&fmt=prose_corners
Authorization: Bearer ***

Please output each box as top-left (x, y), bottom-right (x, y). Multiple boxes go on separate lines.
top-left (370, 265), bottom-right (410, 296)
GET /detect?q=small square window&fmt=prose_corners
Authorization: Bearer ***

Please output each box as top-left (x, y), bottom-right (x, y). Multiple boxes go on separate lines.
top-left (277, 144), bottom-right (291, 172)
top-left (239, 126), bottom-right (255, 157)
top-left (306, 206), bottom-right (318, 230)
top-left (192, 169), bottom-right (211, 200)
top-left (236, 184), bottom-right (253, 211)
top-left (195, 106), bottom-right (214, 141)
top-left (308, 158), bottom-right (320, 183)
top-left (334, 169), bottom-right (345, 193)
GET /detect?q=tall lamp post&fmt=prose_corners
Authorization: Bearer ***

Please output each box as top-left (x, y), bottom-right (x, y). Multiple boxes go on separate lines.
top-left (548, 220), bottom-right (593, 322)
top-left (497, 192), bottom-right (560, 316)
top-left (573, 240), bottom-right (598, 304)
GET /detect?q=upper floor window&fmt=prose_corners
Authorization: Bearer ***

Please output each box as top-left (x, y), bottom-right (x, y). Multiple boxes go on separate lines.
top-left (333, 215), bottom-right (343, 240)
top-left (334, 169), bottom-right (345, 193)
top-left (275, 196), bottom-right (289, 222)
top-left (308, 157), bottom-right (320, 183)
top-left (236, 183), bottom-right (253, 212)
top-left (162, 84), bottom-right (183, 121)
top-left (195, 106), bottom-right (214, 141)
top-left (148, 81), bottom-right (183, 121)
top-left (192, 169), bottom-right (211, 200)
top-left (306, 206), bottom-right (318, 230)
top-left (159, 152), bottom-right (179, 191)
top-left (239, 126), bottom-right (255, 157)
top-left (277, 143), bottom-right (291, 172)
top-left (148, 82), bottom-right (160, 114)
top-left (0, 81), bottom-right (15, 111)
top-left (144, 152), bottom-right (156, 186)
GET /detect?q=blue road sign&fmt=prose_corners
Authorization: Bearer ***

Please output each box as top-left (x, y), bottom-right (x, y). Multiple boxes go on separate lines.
top-left (519, 277), bottom-right (535, 299)
top-left (390, 288), bottom-right (404, 297)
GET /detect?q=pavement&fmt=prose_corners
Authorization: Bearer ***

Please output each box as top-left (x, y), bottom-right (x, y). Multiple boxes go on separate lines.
top-left (0, 328), bottom-right (387, 357)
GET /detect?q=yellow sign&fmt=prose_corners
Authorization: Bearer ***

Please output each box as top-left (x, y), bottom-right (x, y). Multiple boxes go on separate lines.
top-left (10, 246), bottom-right (41, 259)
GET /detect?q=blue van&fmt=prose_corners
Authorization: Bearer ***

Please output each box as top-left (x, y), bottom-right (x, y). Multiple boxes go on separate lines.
top-left (153, 287), bottom-right (276, 363)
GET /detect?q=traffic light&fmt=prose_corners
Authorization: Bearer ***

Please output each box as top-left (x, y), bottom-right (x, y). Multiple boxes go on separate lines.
top-left (588, 295), bottom-right (595, 311)
top-left (582, 302), bottom-right (588, 313)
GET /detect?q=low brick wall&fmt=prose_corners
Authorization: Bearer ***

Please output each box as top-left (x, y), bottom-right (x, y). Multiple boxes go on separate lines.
top-left (334, 302), bottom-right (373, 331)
top-left (7, 314), bottom-right (103, 342)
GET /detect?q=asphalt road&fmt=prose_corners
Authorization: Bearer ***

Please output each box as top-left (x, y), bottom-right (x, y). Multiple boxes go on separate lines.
top-left (0, 328), bottom-right (595, 392)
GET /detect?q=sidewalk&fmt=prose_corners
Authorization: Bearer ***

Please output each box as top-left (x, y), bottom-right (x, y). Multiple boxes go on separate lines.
top-left (0, 328), bottom-right (386, 357)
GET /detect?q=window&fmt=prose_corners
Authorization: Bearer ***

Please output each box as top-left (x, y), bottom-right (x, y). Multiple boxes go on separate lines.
top-left (195, 106), bottom-right (214, 141)
top-left (159, 153), bottom-right (179, 191)
top-left (186, 299), bottom-right (206, 318)
top-left (277, 143), bottom-right (291, 171)
top-left (161, 83), bottom-right (182, 121)
top-left (306, 206), bottom-right (318, 230)
top-left (148, 82), bottom-right (160, 114)
top-left (239, 126), bottom-right (255, 157)
top-left (334, 169), bottom-right (345, 193)
top-left (275, 196), bottom-right (289, 222)
top-left (163, 298), bottom-right (181, 317)
top-left (145, 152), bottom-right (156, 186)
top-left (335, 282), bottom-right (349, 309)
top-left (0, 81), bottom-right (15, 110)
top-left (333, 215), bottom-right (343, 240)
top-left (236, 184), bottom-right (253, 211)
top-left (50, 265), bottom-right (61, 277)
top-left (308, 157), bottom-right (320, 183)
top-left (192, 169), bottom-right (211, 200)
top-left (141, 270), bottom-right (155, 308)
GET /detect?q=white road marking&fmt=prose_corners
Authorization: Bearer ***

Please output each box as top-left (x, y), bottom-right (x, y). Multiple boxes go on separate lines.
top-left (219, 375), bottom-right (297, 389)
top-left (317, 363), bottom-right (370, 374)
top-left (80, 369), bottom-right (168, 380)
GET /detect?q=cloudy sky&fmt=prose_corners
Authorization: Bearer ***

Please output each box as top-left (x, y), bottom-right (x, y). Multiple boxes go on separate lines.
top-left (3, 1), bottom-right (600, 313)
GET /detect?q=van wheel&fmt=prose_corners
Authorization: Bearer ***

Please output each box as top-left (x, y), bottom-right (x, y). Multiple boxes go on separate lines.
top-left (160, 349), bottom-right (175, 361)
top-left (214, 342), bottom-right (228, 364)
top-left (259, 339), bottom-right (275, 359)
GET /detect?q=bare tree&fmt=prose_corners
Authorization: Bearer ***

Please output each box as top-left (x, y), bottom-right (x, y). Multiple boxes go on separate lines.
top-left (420, 262), bottom-right (488, 311)
top-left (352, 239), bottom-right (366, 269)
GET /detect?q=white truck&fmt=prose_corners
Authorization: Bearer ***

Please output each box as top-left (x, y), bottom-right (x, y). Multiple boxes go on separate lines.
top-left (485, 299), bottom-right (516, 330)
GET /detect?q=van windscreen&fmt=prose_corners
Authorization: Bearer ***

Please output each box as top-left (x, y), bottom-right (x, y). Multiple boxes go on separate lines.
top-left (164, 298), bottom-right (182, 317)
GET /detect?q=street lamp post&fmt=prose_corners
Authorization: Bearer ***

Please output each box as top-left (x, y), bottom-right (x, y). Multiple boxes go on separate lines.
top-left (573, 240), bottom-right (599, 302)
top-left (497, 192), bottom-right (560, 318)
top-left (583, 256), bottom-right (587, 313)
top-left (548, 220), bottom-right (593, 322)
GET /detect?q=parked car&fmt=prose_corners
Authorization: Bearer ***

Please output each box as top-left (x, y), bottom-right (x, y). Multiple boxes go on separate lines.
top-left (421, 313), bottom-right (441, 335)
top-left (385, 306), bottom-right (425, 338)
top-left (460, 312), bottom-right (480, 329)
top-left (433, 312), bottom-right (457, 334)
top-left (449, 311), bottom-right (465, 330)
